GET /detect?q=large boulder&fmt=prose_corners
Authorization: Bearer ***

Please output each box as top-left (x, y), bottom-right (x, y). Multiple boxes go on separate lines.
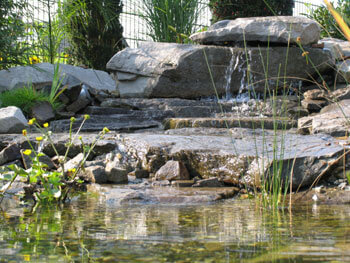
top-left (0, 63), bottom-right (117, 94)
top-left (0, 107), bottom-right (28, 134)
top-left (107, 42), bottom-right (333, 99)
top-left (190, 16), bottom-right (320, 46)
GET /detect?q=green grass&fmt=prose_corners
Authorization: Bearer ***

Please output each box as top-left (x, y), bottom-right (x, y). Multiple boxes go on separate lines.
top-left (0, 85), bottom-right (58, 117)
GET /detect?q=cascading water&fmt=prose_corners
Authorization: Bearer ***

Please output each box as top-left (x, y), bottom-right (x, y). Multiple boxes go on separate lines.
top-left (224, 48), bottom-right (238, 100)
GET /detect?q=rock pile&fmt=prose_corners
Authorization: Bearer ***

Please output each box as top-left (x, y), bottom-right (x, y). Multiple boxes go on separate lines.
top-left (1, 16), bottom-right (350, 203)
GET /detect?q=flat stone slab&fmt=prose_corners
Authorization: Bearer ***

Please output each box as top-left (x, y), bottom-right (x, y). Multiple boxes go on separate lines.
top-left (190, 16), bottom-right (320, 46)
top-left (164, 117), bottom-right (296, 130)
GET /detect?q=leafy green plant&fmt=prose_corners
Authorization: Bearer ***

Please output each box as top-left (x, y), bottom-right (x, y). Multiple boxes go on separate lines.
top-left (58, 0), bottom-right (125, 70)
top-left (304, 0), bottom-right (350, 40)
top-left (0, 0), bottom-right (30, 69)
top-left (140, 0), bottom-right (202, 43)
top-left (209, 0), bottom-right (294, 24)
top-left (0, 116), bottom-right (110, 206)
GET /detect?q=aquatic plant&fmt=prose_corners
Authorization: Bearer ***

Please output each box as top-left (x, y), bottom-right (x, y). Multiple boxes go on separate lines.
top-left (0, 116), bottom-right (110, 207)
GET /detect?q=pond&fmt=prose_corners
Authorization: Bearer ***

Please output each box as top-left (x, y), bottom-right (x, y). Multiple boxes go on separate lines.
top-left (0, 189), bottom-right (350, 262)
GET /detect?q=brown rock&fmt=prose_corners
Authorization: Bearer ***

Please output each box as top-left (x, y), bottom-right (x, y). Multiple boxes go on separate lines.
top-left (301, 99), bottom-right (327, 112)
top-left (155, 160), bottom-right (190, 181)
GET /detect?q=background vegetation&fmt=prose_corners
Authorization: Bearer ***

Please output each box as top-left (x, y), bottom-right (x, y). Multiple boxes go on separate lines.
top-left (209, 0), bottom-right (295, 23)
top-left (305, 0), bottom-right (350, 40)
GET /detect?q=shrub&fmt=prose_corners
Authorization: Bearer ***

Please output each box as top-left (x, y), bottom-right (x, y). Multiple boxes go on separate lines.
top-left (141, 0), bottom-right (202, 43)
top-left (0, 0), bottom-right (29, 69)
top-left (59, 0), bottom-right (126, 70)
top-left (304, 0), bottom-right (350, 40)
top-left (209, 0), bottom-right (294, 24)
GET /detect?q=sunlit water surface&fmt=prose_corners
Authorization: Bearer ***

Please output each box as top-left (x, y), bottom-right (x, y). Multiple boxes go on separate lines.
top-left (1, 193), bottom-right (350, 262)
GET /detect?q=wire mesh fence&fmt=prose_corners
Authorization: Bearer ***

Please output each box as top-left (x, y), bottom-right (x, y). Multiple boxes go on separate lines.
top-left (18, 0), bottom-right (322, 51)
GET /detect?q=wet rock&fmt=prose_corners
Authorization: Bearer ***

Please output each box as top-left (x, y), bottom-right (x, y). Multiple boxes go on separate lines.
top-left (171, 180), bottom-right (194, 187)
top-left (0, 143), bottom-right (21, 166)
top-left (155, 160), bottom-right (190, 181)
top-left (31, 101), bottom-right (55, 124)
top-left (0, 107), bottom-right (28, 134)
top-left (83, 165), bottom-right (108, 184)
top-left (107, 42), bottom-right (333, 98)
top-left (164, 117), bottom-right (296, 130)
top-left (90, 184), bottom-right (239, 205)
top-left (193, 177), bottom-right (225, 187)
top-left (190, 16), bottom-right (320, 46)
top-left (134, 169), bottom-right (149, 179)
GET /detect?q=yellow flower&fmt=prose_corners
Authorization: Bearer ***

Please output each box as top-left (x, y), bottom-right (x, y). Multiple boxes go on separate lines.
top-left (296, 36), bottom-right (301, 43)
top-left (23, 149), bottom-right (32, 156)
top-left (28, 118), bottom-right (36, 125)
top-left (302, 51), bottom-right (309, 57)
top-left (79, 136), bottom-right (83, 140)
top-left (22, 129), bottom-right (27, 136)
top-left (84, 114), bottom-right (90, 120)
top-left (68, 168), bottom-right (76, 173)
top-left (29, 55), bottom-right (41, 65)
top-left (0, 57), bottom-right (3, 61)
top-left (102, 127), bottom-right (110, 134)
top-left (64, 53), bottom-right (69, 58)
top-left (36, 136), bottom-right (43, 141)
top-left (70, 117), bottom-right (76, 123)
top-left (43, 123), bottom-right (49, 128)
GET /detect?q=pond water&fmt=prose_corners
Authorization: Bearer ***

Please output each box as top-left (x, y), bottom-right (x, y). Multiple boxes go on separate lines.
top-left (0, 191), bottom-right (350, 263)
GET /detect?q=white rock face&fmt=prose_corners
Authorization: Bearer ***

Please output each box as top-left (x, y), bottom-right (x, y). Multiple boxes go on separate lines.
top-left (190, 16), bottom-right (320, 46)
top-left (0, 106), bottom-right (28, 134)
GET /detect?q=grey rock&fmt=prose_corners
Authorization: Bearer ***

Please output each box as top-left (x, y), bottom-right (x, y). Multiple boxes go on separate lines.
top-left (66, 85), bottom-right (91, 113)
top-left (0, 143), bottom-right (21, 166)
top-left (301, 99), bottom-right (327, 112)
top-left (330, 85), bottom-right (350, 101)
top-left (134, 169), bottom-right (149, 179)
top-left (320, 38), bottom-right (350, 58)
top-left (155, 160), bottom-right (190, 181)
top-left (107, 42), bottom-right (333, 98)
top-left (31, 101), bottom-right (55, 124)
top-left (105, 161), bottom-right (129, 184)
top-left (336, 60), bottom-right (350, 83)
top-left (190, 16), bottom-right (320, 46)
top-left (298, 100), bottom-right (350, 136)
top-left (83, 165), bottom-right (108, 184)
top-left (59, 153), bottom-right (84, 172)
top-left (0, 107), bottom-right (28, 134)
top-left (303, 89), bottom-right (326, 100)
top-left (0, 63), bottom-right (116, 94)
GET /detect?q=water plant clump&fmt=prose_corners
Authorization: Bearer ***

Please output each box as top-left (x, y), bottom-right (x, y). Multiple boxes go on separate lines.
top-left (0, 115), bottom-right (110, 207)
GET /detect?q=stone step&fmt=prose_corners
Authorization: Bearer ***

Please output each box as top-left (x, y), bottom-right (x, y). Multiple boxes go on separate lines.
top-left (164, 117), bottom-right (296, 130)
top-left (50, 115), bottom-right (161, 132)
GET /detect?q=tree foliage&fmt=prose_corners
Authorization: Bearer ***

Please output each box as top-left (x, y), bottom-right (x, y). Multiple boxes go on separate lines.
top-left (59, 0), bottom-right (125, 70)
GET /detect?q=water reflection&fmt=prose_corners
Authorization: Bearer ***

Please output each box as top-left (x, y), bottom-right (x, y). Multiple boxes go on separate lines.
top-left (0, 194), bottom-right (350, 262)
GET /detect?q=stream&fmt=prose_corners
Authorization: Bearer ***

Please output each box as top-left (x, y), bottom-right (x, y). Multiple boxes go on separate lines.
top-left (0, 186), bottom-right (350, 262)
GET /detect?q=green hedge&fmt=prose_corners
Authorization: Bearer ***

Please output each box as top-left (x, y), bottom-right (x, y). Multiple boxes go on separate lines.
top-left (209, 0), bottom-right (295, 24)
